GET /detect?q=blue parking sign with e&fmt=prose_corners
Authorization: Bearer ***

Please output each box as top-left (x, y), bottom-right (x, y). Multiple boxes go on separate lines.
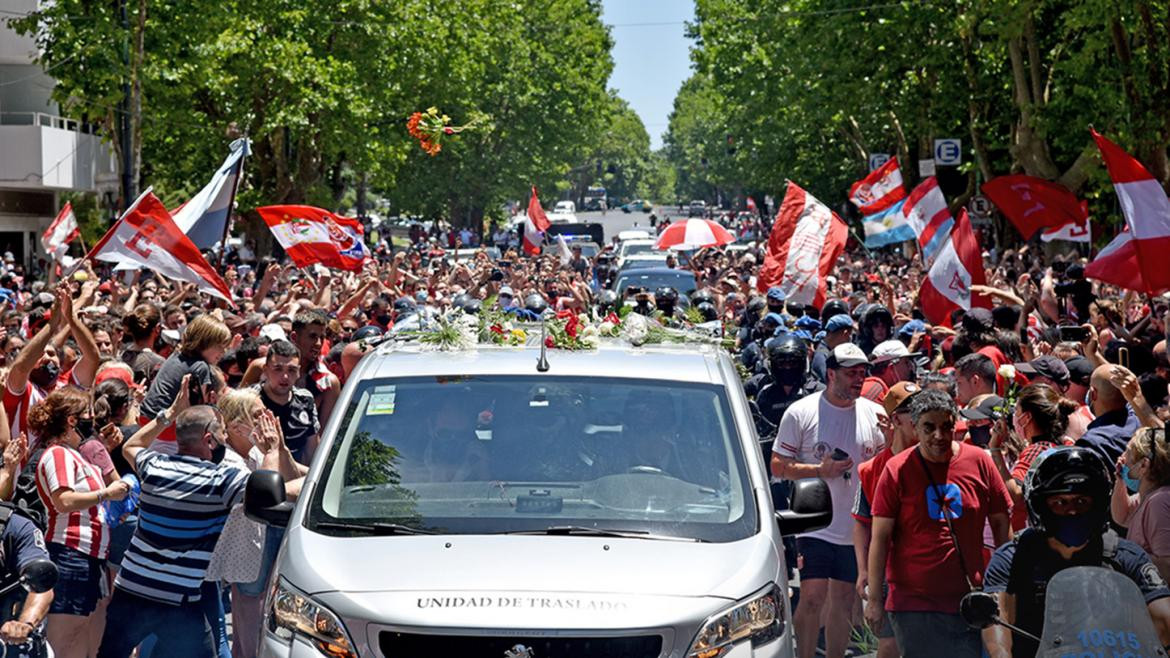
top-left (868, 153), bottom-right (891, 171)
top-left (934, 139), bottom-right (961, 166)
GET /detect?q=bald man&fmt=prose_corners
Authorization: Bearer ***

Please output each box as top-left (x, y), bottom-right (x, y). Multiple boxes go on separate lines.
top-left (1074, 365), bottom-right (1142, 466)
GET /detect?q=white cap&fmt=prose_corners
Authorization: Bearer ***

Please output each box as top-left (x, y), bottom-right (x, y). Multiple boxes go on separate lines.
top-left (871, 339), bottom-right (920, 364)
top-left (828, 343), bottom-right (870, 368)
top-left (259, 324), bottom-right (288, 342)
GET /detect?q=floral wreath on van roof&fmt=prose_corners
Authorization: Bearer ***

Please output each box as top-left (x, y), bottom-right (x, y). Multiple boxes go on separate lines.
top-left (407, 304), bottom-right (727, 352)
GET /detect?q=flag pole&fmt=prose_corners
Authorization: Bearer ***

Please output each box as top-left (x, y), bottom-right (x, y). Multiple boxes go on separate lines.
top-left (218, 139), bottom-right (248, 268)
top-left (849, 226), bottom-right (874, 259)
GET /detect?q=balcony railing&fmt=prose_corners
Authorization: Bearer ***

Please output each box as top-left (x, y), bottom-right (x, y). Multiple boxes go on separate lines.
top-left (0, 111), bottom-right (99, 134)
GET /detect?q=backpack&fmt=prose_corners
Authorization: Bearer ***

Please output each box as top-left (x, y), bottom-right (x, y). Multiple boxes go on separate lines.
top-left (11, 449), bottom-right (47, 532)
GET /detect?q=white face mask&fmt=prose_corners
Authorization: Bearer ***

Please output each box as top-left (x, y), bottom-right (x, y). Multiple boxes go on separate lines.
top-left (1013, 410), bottom-right (1030, 440)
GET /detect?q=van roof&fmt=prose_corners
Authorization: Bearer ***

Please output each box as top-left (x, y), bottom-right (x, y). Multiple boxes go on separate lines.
top-left (358, 337), bottom-right (726, 385)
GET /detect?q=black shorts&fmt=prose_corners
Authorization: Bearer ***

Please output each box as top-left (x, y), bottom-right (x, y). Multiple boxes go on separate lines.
top-left (47, 542), bottom-right (106, 616)
top-left (796, 537), bottom-right (857, 583)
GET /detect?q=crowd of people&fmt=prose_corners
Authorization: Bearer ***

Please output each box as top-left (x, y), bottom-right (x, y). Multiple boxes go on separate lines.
top-left (0, 207), bottom-right (1162, 657)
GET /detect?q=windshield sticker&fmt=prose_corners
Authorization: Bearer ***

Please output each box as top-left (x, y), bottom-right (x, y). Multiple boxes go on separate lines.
top-left (366, 392), bottom-right (396, 415)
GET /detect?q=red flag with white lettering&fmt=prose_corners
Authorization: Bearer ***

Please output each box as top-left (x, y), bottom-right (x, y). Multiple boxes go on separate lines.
top-left (757, 181), bottom-right (848, 308)
top-left (917, 209), bottom-right (990, 326)
top-left (982, 175), bottom-right (1088, 239)
top-left (86, 188), bottom-right (232, 302)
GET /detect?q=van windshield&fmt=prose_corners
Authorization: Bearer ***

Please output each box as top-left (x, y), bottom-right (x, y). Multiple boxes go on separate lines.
top-left (307, 376), bottom-right (756, 542)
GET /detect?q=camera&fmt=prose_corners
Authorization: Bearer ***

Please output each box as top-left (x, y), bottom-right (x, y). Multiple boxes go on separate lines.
top-left (490, 269), bottom-right (504, 282)
top-left (1058, 325), bottom-right (1089, 343)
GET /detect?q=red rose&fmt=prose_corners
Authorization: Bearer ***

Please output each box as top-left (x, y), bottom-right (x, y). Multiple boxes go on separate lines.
top-left (545, 336), bottom-right (555, 348)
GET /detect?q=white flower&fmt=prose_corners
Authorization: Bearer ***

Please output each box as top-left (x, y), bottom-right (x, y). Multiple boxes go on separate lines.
top-left (622, 313), bottom-right (650, 346)
top-left (599, 321), bottom-right (615, 334)
top-left (582, 334), bottom-right (601, 349)
top-left (578, 313), bottom-right (589, 325)
top-left (502, 321), bottom-right (514, 333)
top-left (582, 325), bottom-right (599, 338)
top-left (997, 364), bottom-right (1017, 381)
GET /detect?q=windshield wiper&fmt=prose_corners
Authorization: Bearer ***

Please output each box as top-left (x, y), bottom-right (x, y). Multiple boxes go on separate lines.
top-left (505, 525), bottom-right (701, 542)
top-left (313, 520), bottom-right (437, 536)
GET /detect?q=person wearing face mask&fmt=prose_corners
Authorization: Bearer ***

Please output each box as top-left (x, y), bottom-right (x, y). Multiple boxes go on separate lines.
top-left (751, 334), bottom-right (824, 460)
top-left (989, 383), bottom-right (1079, 531)
top-left (6, 287), bottom-right (102, 450)
top-left (98, 378), bottom-right (294, 658)
top-left (29, 387), bottom-right (130, 658)
top-left (1112, 428), bottom-right (1170, 582)
top-left (982, 447), bottom-right (1170, 657)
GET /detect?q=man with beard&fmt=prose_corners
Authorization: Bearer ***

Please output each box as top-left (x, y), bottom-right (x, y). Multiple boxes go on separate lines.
top-left (4, 287), bottom-right (100, 448)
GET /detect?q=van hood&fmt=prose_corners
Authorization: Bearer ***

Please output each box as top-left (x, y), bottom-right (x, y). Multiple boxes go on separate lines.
top-left (284, 527), bottom-right (778, 601)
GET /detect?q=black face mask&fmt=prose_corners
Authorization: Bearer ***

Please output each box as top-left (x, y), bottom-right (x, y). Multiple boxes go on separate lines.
top-left (968, 425), bottom-right (991, 448)
top-left (29, 362), bottom-right (59, 389)
top-left (375, 314), bottom-right (392, 326)
top-left (209, 442), bottom-right (227, 465)
top-left (76, 418), bottom-right (94, 438)
top-left (772, 366), bottom-right (805, 387)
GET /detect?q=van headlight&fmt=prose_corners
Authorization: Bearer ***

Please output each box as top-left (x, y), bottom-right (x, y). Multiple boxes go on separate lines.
top-left (268, 579), bottom-right (357, 658)
top-left (687, 584), bottom-right (785, 657)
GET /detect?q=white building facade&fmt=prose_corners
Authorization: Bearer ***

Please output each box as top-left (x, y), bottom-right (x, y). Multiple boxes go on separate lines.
top-left (0, 0), bottom-right (116, 267)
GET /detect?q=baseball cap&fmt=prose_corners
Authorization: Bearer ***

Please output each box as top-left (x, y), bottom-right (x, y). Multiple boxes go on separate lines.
top-left (351, 325), bottom-right (384, 342)
top-left (960, 394), bottom-right (1005, 421)
top-left (259, 324), bottom-right (288, 342)
top-left (897, 319), bottom-right (928, 339)
top-left (763, 312), bottom-right (785, 327)
top-left (1064, 356), bottom-right (1094, 386)
top-left (498, 285), bottom-right (515, 298)
top-left (871, 339), bottom-right (922, 364)
top-left (825, 314), bottom-right (854, 333)
top-left (1015, 355), bottom-right (1070, 385)
top-left (883, 382), bottom-right (921, 416)
top-left (827, 343), bottom-right (870, 369)
top-left (766, 286), bottom-right (787, 304)
top-left (794, 316), bottom-right (822, 332)
top-left (961, 308), bottom-right (995, 332)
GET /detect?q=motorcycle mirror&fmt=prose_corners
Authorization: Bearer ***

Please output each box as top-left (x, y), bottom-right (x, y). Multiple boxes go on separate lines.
top-left (19, 558), bottom-right (58, 594)
top-left (959, 591), bottom-right (1000, 630)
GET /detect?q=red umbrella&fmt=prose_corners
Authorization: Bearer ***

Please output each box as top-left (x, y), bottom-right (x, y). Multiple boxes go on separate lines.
top-left (654, 218), bottom-right (735, 250)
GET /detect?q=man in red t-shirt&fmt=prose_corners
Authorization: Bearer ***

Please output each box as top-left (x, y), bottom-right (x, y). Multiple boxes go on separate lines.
top-left (865, 389), bottom-right (1012, 658)
top-left (852, 381), bottom-right (921, 658)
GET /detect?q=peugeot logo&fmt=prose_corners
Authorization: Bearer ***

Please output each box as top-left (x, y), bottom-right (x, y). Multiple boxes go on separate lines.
top-left (504, 644), bottom-right (535, 658)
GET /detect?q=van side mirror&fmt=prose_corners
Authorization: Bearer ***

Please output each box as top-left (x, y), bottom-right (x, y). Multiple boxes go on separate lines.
top-left (245, 470), bottom-right (293, 527)
top-left (775, 478), bottom-right (832, 536)
top-left (19, 558), bottom-right (57, 593)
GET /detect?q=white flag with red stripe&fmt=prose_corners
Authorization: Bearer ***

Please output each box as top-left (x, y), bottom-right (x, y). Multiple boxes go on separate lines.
top-left (849, 157), bottom-right (906, 214)
top-left (522, 186), bottom-right (550, 256)
top-left (902, 177), bottom-right (954, 268)
top-left (1040, 217), bottom-right (1091, 243)
top-left (757, 181), bottom-right (848, 307)
top-left (86, 188), bottom-right (233, 303)
top-left (42, 202), bottom-right (79, 261)
top-left (918, 209), bottom-right (991, 326)
top-left (1084, 130), bottom-right (1170, 294)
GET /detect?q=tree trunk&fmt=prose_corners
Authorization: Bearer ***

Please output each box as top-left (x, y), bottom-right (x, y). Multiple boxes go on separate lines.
top-left (131, 0), bottom-right (146, 198)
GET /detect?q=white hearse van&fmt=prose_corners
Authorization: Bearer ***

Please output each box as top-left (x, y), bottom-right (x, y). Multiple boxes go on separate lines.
top-left (246, 332), bottom-right (831, 658)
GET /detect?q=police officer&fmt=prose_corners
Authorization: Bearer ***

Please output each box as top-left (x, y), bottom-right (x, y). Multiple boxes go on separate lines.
top-left (750, 334), bottom-right (824, 448)
top-left (654, 286), bottom-right (686, 324)
top-left (980, 447), bottom-right (1170, 657)
top-left (0, 503), bottom-right (54, 658)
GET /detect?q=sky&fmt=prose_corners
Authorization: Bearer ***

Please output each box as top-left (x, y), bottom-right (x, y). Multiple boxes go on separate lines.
top-left (600, 0), bottom-right (695, 151)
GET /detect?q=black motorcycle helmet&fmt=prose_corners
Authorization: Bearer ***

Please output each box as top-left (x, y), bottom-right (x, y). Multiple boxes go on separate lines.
top-left (393, 296), bottom-right (417, 316)
top-left (461, 298), bottom-right (482, 315)
top-left (696, 302), bottom-right (718, 322)
top-left (451, 293), bottom-right (471, 312)
top-left (765, 333), bottom-right (809, 386)
top-left (524, 293), bottom-right (548, 315)
top-left (821, 299), bottom-right (850, 323)
top-left (859, 305), bottom-right (894, 354)
top-left (655, 286), bottom-right (679, 313)
top-left (745, 295), bottom-right (767, 323)
top-left (1024, 447), bottom-right (1113, 546)
top-left (691, 289), bottom-right (715, 307)
top-left (596, 290), bottom-right (619, 315)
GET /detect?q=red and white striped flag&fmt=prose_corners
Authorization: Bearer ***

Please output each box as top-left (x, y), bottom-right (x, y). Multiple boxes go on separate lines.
top-left (902, 177), bottom-right (954, 268)
top-left (757, 181), bottom-right (848, 308)
top-left (1084, 130), bottom-right (1170, 295)
top-left (918, 209), bottom-right (991, 326)
top-left (86, 189), bottom-right (232, 302)
top-left (42, 202), bottom-right (79, 261)
top-left (522, 186), bottom-right (550, 256)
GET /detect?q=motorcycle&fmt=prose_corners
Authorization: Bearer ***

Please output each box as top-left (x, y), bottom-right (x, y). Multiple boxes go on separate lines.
top-left (0, 559), bottom-right (57, 658)
top-left (961, 566), bottom-right (1166, 658)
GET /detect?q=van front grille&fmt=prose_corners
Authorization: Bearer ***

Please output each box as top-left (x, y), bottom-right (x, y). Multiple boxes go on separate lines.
top-left (379, 631), bottom-right (663, 658)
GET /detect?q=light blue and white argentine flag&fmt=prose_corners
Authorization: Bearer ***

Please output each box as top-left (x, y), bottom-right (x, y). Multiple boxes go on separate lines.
top-left (862, 199), bottom-right (913, 248)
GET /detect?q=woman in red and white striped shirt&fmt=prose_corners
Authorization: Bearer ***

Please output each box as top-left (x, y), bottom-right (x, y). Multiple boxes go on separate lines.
top-left (30, 387), bottom-right (130, 658)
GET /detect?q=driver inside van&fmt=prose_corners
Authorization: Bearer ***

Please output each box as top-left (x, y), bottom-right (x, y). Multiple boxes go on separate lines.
top-left (420, 393), bottom-right (489, 482)
top-left (622, 393), bottom-right (684, 477)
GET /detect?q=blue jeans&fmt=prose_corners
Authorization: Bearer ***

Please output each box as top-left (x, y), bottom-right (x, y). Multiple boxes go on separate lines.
top-left (96, 588), bottom-right (213, 658)
top-left (200, 581), bottom-right (231, 658)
